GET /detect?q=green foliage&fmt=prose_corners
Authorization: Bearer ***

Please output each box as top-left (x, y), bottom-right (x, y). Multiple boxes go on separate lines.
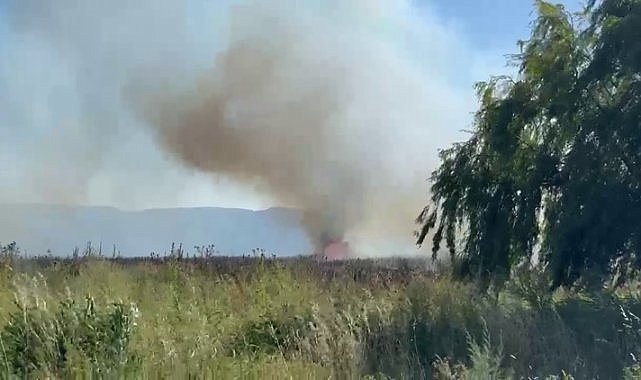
top-left (464, 325), bottom-right (511, 380)
top-left (418, 0), bottom-right (641, 289)
top-left (0, 294), bottom-right (139, 377)
top-left (432, 323), bottom-right (513, 380)
top-left (231, 313), bottom-right (315, 356)
top-left (504, 263), bottom-right (554, 309)
top-left (0, 254), bottom-right (641, 377)
top-left (0, 243), bottom-right (19, 279)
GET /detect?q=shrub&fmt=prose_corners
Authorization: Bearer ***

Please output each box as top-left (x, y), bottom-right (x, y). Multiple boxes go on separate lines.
top-left (230, 313), bottom-right (315, 356)
top-left (0, 295), bottom-right (139, 377)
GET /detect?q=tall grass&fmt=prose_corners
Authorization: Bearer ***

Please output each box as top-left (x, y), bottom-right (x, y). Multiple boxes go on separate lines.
top-left (0, 246), bottom-right (640, 378)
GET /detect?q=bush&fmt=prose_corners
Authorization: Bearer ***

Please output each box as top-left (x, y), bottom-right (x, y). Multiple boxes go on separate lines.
top-left (0, 295), bottom-right (139, 377)
top-left (433, 325), bottom-right (512, 380)
top-left (231, 313), bottom-right (315, 356)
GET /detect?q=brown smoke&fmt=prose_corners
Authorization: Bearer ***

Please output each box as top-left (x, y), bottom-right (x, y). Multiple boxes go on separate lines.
top-left (131, 1), bottom-right (437, 253)
top-left (3, 0), bottom-right (479, 257)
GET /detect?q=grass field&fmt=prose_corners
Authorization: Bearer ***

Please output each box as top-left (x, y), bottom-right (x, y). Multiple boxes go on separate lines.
top-left (1, 244), bottom-right (641, 379)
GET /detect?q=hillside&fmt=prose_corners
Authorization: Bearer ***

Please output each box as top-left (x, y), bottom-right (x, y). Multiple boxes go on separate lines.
top-left (0, 204), bottom-right (312, 257)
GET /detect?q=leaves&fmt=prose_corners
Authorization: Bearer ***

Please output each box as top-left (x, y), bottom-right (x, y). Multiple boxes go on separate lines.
top-left (419, 0), bottom-right (641, 289)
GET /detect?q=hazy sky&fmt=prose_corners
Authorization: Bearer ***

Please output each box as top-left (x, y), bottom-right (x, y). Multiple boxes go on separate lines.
top-left (0, 0), bottom-right (584, 211)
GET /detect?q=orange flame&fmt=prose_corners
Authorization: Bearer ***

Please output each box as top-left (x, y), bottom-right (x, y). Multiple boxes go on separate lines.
top-left (323, 240), bottom-right (349, 261)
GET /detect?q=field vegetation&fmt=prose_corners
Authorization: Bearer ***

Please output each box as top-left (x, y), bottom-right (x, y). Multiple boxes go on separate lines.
top-left (1, 243), bottom-right (641, 379)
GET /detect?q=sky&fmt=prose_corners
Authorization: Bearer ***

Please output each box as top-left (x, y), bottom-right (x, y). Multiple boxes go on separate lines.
top-left (0, 0), bottom-right (585, 212)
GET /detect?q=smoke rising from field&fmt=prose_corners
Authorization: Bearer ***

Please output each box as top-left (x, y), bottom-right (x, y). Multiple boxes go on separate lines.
top-left (2, 0), bottom-right (487, 255)
top-left (132, 0), bottom-right (473, 253)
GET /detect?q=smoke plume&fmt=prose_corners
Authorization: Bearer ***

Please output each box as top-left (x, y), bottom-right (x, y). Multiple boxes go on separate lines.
top-left (2, 0), bottom-right (484, 256)
top-left (131, 0), bottom-right (470, 254)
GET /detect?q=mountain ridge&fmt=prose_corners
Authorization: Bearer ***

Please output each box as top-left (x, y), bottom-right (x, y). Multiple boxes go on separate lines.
top-left (0, 204), bottom-right (312, 257)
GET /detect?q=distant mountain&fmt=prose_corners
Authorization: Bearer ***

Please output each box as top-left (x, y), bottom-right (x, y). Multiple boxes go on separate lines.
top-left (0, 204), bottom-right (312, 257)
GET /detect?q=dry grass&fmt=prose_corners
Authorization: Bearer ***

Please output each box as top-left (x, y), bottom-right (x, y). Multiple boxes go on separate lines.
top-left (0, 246), bottom-right (640, 379)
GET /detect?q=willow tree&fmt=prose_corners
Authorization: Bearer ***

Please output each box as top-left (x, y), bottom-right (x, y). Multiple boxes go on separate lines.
top-left (417, 0), bottom-right (641, 288)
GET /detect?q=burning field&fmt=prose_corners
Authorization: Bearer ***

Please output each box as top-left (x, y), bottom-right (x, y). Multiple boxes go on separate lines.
top-left (3, 0), bottom-right (465, 258)
top-left (322, 240), bottom-right (350, 261)
top-left (127, 0), bottom-right (445, 258)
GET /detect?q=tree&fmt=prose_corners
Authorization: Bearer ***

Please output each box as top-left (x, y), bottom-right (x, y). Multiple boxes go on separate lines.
top-left (417, 0), bottom-right (641, 289)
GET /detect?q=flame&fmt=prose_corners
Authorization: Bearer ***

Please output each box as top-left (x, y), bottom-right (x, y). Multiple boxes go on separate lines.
top-left (323, 240), bottom-right (350, 261)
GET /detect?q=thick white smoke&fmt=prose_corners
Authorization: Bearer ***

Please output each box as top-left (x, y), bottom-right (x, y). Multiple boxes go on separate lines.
top-left (2, 0), bottom-right (490, 256)
top-left (130, 0), bottom-right (480, 254)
